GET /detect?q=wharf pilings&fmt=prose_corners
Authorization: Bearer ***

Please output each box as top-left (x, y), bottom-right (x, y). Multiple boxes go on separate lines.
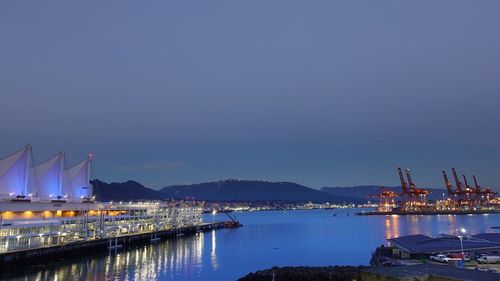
top-left (0, 221), bottom-right (228, 267)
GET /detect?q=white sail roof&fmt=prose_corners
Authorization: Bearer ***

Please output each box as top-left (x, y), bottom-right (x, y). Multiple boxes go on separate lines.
top-left (63, 156), bottom-right (92, 199)
top-left (0, 145), bottom-right (30, 197)
top-left (30, 152), bottom-right (64, 199)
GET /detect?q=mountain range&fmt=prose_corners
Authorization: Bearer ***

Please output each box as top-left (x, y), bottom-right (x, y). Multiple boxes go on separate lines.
top-left (92, 179), bottom-right (447, 203)
top-left (92, 179), bottom-right (165, 201)
top-left (160, 179), bottom-right (361, 203)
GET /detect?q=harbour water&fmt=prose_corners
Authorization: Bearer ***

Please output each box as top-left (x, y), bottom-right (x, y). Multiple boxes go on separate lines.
top-left (3, 209), bottom-right (500, 281)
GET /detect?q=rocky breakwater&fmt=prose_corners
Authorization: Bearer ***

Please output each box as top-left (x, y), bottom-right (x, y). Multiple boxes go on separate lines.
top-left (238, 266), bottom-right (363, 281)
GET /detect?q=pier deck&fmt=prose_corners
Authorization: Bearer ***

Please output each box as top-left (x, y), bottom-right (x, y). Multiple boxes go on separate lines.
top-left (357, 209), bottom-right (500, 216)
top-left (0, 221), bottom-right (230, 266)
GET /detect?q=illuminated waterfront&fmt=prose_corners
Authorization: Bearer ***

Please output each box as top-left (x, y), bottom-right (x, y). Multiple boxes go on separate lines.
top-left (3, 209), bottom-right (500, 281)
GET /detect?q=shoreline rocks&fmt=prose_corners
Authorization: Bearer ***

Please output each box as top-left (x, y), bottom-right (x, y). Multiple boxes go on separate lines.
top-left (238, 266), bottom-right (364, 281)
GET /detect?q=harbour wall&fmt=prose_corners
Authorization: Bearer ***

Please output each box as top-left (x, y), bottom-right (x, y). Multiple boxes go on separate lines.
top-left (357, 209), bottom-right (500, 216)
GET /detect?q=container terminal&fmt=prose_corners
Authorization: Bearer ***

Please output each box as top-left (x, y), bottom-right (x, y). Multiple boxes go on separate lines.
top-left (361, 167), bottom-right (499, 215)
top-left (0, 145), bottom-right (239, 266)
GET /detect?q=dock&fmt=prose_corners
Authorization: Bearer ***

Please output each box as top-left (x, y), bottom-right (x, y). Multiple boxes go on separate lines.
top-left (356, 209), bottom-right (500, 216)
top-left (0, 221), bottom-right (230, 267)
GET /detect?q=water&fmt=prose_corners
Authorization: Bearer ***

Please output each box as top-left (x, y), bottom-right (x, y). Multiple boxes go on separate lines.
top-left (4, 209), bottom-right (500, 281)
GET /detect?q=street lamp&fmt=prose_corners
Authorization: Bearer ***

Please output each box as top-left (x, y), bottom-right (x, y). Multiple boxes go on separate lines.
top-left (456, 227), bottom-right (467, 256)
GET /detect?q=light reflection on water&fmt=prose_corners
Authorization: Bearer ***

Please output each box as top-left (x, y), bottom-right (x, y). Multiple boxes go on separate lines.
top-left (3, 209), bottom-right (500, 281)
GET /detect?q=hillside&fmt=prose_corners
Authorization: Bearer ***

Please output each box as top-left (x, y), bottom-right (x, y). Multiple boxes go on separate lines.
top-left (92, 179), bottom-right (165, 202)
top-left (160, 179), bottom-right (362, 203)
top-left (92, 178), bottom-right (371, 203)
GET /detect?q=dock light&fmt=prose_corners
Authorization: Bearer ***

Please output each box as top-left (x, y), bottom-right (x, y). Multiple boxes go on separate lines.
top-left (49, 194), bottom-right (53, 198)
top-left (456, 227), bottom-right (467, 256)
top-left (212, 210), bottom-right (217, 215)
top-left (8, 193), bottom-right (14, 197)
top-left (28, 193), bottom-right (32, 197)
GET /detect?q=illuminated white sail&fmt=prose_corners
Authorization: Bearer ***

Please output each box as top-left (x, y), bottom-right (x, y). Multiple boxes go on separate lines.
top-left (31, 152), bottom-right (64, 199)
top-left (63, 156), bottom-right (92, 199)
top-left (0, 145), bottom-right (30, 197)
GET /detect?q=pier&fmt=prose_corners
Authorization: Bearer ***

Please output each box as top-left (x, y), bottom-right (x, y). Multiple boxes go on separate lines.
top-left (356, 209), bottom-right (500, 216)
top-left (0, 221), bottom-right (230, 266)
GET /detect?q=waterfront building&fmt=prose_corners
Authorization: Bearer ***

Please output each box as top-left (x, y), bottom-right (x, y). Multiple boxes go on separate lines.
top-left (387, 233), bottom-right (500, 259)
top-left (0, 145), bottom-right (204, 253)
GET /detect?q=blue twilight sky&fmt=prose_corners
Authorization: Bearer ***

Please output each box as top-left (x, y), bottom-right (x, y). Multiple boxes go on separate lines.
top-left (1, 1), bottom-right (499, 190)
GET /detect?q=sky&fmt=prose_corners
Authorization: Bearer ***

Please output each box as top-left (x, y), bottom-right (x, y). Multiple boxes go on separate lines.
top-left (1, 1), bottom-right (499, 190)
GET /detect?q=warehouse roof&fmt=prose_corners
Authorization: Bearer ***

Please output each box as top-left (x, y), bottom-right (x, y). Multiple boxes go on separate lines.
top-left (388, 233), bottom-right (500, 254)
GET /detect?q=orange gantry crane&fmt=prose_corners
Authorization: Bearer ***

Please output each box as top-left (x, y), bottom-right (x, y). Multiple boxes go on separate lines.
top-left (452, 168), bottom-right (475, 204)
top-left (397, 167), bottom-right (430, 209)
top-left (368, 187), bottom-right (398, 212)
top-left (472, 175), bottom-right (496, 205)
top-left (442, 168), bottom-right (497, 207)
top-left (442, 170), bottom-right (461, 201)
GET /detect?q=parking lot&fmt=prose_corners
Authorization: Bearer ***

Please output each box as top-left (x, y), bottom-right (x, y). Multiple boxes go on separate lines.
top-left (395, 258), bottom-right (500, 274)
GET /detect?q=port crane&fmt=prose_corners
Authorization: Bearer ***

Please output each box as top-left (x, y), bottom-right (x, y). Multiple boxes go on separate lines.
top-left (451, 168), bottom-right (477, 205)
top-left (405, 168), bottom-right (430, 205)
top-left (462, 174), bottom-right (476, 202)
top-left (451, 168), bottom-right (464, 195)
top-left (442, 170), bottom-right (462, 202)
top-left (472, 175), bottom-right (496, 204)
top-left (369, 187), bottom-right (397, 212)
top-left (397, 167), bottom-right (430, 209)
top-left (397, 167), bottom-right (408, 195)
top-left (442, 168), bottom-right (497, 207)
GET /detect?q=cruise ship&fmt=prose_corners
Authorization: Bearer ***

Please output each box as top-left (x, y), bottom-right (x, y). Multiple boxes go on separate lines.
top-left (0, 145), bottom-right (203, 254)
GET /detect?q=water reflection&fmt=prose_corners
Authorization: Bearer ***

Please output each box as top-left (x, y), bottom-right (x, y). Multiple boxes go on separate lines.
top-left (210, 230), bottom-right (219, 270)
top-left (3, 210), bottom-right (500, 281)
top-left (1, 229), bottom-right (209, 281)
top-left (384, 215), bottom-right (400, 239)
